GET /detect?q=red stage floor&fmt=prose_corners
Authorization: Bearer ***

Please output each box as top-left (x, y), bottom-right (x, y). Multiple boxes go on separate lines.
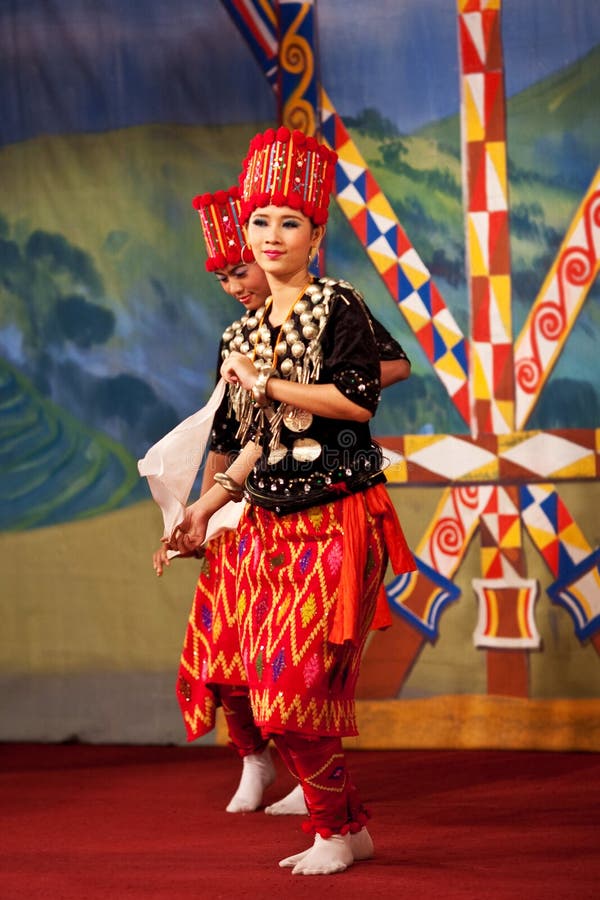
top-left (1, 743), bottom-right (598, 899)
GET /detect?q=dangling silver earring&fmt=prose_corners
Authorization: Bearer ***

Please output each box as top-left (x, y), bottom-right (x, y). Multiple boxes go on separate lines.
top-left (308, 246), bottom-right (317, 266)
top-left (241, 244), bottom-right (254, 265)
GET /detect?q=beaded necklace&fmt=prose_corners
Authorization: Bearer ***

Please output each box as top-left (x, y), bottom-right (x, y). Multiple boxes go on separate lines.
top-left (251, 279), bottom-right (313, 374)
top-left (223, 277), bottom-right (337, 461)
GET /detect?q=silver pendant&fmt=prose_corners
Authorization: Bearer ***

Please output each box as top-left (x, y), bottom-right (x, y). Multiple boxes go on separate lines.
top-left (267, 445), bottom-right (288, 465)
top-left (283, 406), bottom-right (313, 432)
top-left (292, 438), bottom-right (322, 463)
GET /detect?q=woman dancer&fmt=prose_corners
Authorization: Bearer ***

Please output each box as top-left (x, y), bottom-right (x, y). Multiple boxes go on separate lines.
top-left (166, 128), bottom-right (415, 875)
top-left (157, 187), bottom-right (279, 813)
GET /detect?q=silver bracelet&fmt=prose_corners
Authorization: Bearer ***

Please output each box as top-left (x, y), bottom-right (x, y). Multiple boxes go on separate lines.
top-left (252, 367), bottom-right (277, 408)
top-left (213, 472), bottom-right (245, 501)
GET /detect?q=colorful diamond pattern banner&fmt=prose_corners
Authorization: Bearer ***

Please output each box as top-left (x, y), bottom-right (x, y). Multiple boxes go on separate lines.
top-left (320, 93), bottom-right (471, 423)
top-left (458, 0), bottom-right (514, 436)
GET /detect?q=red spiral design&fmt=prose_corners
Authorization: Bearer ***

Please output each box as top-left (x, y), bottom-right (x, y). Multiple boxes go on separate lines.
top-left (457, 485), bottom-right (479, 509)
top-left (536, 300), bottom-right (566, 341)
top-left (515, 187), bottom-right (599, 410)
top-left (560, 246), bottom-right (593, 287)
top-left (430, 516), bottom-right (464, 569)
top-left (515, 355), bottom-right (542, 394)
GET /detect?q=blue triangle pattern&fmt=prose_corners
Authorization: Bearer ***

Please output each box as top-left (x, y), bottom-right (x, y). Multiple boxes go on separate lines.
top-left (557, 542), bottom-right (575, 577)
top-left (320, 115), bottom-right (336, 147)
top-left (417, 281), bottom-right (432, 315)
top-left (519, 485), bottom-right (536, 511)
top-left (335, 164), bottom-right (352, 195)
top-left (397, 267), bottom-right (416, 302)
top-left (353, 170), bottom-right (367, 194)
top-left (366, 211), bottom-right (384, 247)
top-left (540, 490), bottom-right (558, 525)
top-left (432, 325), bottom-right (448, 362)
top-left (452, 339), bottom-right (469, 375)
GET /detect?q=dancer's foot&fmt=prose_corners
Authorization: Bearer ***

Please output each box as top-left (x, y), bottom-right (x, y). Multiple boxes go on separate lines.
top-left (286, 833), bottom-right (353, 875)
top-left (279, 827), bottom-right (374, 868)
top-left (264, 782), bottom-right (308, 816)
top-left (226, 745), bottom-right (276, 813)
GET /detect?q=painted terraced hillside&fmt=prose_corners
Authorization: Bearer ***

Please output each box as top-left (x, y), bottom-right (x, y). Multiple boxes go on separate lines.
top-left (0, 359), bottom-right (143, 530)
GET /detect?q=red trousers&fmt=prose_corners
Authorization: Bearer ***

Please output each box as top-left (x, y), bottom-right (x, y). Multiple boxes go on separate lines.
top-left (272, 732), bottom-right (368, 837)
top-left (217, 684), bottom-right (268, 758)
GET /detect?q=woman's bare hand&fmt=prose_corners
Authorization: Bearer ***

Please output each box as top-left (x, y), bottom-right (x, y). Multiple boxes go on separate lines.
top-left (152, 544), bottom-right (171, 577)
top-left (165, 499), bottom-right (210, 556)
top-left (220, 351), bottom-right (258, 390)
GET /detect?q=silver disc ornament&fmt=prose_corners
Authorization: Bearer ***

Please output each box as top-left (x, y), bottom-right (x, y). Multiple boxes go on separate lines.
top-left (283, 406), bottom-right (313, 432)
top-left (292, 438), bottom-right (322, 463)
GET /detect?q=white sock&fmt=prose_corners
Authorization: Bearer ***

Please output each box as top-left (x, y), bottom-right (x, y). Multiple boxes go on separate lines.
top-left (349, 827), bottom-right (374, 861)
top-left (279, 827), bottom-right (374, 868)
top-left (225, 745), bottom-right (275, 813)
top-left (264, 782), bottom-right (308, 816)
top-left (289, 833), bottom-right (354, 876)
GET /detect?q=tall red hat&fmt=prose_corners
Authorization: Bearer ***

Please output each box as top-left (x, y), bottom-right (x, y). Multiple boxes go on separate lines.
top-left (238, 126), bottom-right (338, 226)
top-left (192, 185), bottom-right (254, 272)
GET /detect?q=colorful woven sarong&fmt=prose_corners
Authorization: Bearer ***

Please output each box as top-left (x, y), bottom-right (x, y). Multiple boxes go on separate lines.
top-left (236, 487), bottom-right (413, 737)
top-left (176, 530), bottom-right (248, 740)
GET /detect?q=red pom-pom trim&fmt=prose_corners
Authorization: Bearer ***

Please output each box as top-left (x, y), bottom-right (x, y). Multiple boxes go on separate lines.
top-left (271, 189), bottom-right (287, 207)
top-left (263, 128), bottom-right (276, 145)
top-left (193, 192), bottom-right (213, 209)
top-left (213, 189), bottom-right (228, 205)
top-left (292, 130), bottom-right (307, 146)
top-left (205, 251), bottom-right (227, 272)
top-left (302, 818), bottom-right (368, 839)
top-left (193, 185), bottom-right (242, 211)
top-left (276, 125), bottom-right (291, 142)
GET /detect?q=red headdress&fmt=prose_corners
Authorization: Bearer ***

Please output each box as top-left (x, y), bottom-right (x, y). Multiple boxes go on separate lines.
top-left (191, 185), bottom-right (254, 272)
top-left (238, 126), bottom-right (338, 226)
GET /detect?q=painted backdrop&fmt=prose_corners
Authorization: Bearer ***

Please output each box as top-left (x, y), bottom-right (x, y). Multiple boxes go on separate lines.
top-left (1, 0), bottom-right (599, 748)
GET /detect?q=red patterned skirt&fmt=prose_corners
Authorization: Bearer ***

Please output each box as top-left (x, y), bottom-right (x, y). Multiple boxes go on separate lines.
top-left (176, 529), bottom-right (247, 741)
top-left (236, 487), bottom-right (412, 738)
